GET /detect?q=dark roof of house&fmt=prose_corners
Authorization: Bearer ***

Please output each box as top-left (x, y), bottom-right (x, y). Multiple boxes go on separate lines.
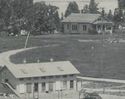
top-left (62, 13), bottom-right (101, 23)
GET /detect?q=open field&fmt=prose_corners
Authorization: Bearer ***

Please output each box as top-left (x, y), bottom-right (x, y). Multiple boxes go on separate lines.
top-left (1, 34), bottom-right (125, 80)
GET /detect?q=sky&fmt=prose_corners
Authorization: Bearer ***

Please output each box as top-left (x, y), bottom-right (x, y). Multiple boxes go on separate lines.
top-left (34, 0), bottom-right (118, 15)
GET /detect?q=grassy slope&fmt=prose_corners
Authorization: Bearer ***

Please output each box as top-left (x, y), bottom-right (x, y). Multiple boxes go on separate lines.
top-left (2, 34), bottom-right (125, 80)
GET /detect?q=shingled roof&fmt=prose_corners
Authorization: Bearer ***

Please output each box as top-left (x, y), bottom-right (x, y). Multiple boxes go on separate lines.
top-left (4, 61), bottom-right (80, 78)
top-left (62, 13), bottom-right (101, 23)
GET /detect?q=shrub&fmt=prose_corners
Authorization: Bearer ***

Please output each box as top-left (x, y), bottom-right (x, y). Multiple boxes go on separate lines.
top-left (88, 28), bottom-right (98, 35)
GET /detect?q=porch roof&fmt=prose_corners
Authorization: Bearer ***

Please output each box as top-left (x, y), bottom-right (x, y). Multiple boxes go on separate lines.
top-left (93, 20), bottom-right (113, 25)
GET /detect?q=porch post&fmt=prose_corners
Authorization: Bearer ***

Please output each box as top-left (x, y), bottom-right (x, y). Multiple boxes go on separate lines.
top-left (38, 83), bottom-right (41, 94)
top-left (53, 82), bottom-right (56, 92)
top-left (105, 24), bottom-right (107, 31)
top-left (101, 24), bottom-right (103, 32)
top-left (73, 80), bottom-right (77, 90)
top-left (46, 82), bottom-right (49, 92)
top-left (67, 81), bottom-right (70, 90)
top-left (111, 26), bottom-right (113, 34)
top-left (32, 83), bottom-right (34, 99)
top-left (96, 25), bottom-right (97, 31)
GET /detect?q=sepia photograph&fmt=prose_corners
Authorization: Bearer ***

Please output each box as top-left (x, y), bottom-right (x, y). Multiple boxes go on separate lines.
top-left (0, 0), bottom-right (125, 99)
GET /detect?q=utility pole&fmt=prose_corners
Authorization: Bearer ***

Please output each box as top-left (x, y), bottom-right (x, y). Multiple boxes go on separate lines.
top-left (24, 1), bottom-right (34, 48)
top-left (101, 12), bottom-right (106, 93)
top-left (24, 32), bottom-right (30, 48)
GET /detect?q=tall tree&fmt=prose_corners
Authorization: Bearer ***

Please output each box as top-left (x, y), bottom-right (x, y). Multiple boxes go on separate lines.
top-left (61, 12), bottom-right (64, 20)
top-left (89, 0), bottom-right (99, 14)
top-left (0, 0), bottom-right (13, 26)
top-left (8, 0), bottom-right (34, 34)
top-left (31, 2), bottom-right (60, 35)
top-left (118, 0), bottom-right (125, 9)
top-left (107, 9), bottom-right (113, 21)
top-left (12, 0), bottom-right (33, 19)
top-left (53, 11), bottom-right (60, 31)
top-left (101, 8), bottom-right (105, 17)
top-left (113, 8), bottom-right (123, 26)
top-left (81, 4), bottom-right (89, 13)
top-left (65, 1), bottom-right (80, 17)
top-left (0, 0), bottom-right (34, 34)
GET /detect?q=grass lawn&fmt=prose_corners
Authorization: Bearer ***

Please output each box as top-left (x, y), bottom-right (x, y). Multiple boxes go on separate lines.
top-left (1, 34), bottom-right (125, 80)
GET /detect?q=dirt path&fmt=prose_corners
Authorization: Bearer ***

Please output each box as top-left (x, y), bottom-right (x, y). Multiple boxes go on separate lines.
top-left (0, 47), bottom-right (37, 66)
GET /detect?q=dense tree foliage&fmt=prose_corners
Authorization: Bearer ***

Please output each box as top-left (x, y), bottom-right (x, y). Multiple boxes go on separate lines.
top-left (113, 8), bottom-right (124, 24)
top-left (0, 0), bottom-right (124, 35)
top-left (107, 10), bottom-right (113, 21)
top-left (0, 0), bottom-right (60, 35)
top-left (12, 0), bottom-right (33, 19)
top-left (9, 0), bottom-right (33, 34)
top-left (118, 0), bottom-right (125, 9)
top-left (89, 0), bottom-right (99, 14)
top-left (0, 0), bottom-right (13, 28)
top-left (65, 1), bottom-right (80, 17)
top-left (31, 2), bottom-right (60, 35)
top-left (101, 8), bottom-right (106, 17)
top-left (0, 0), bottom-right (34, 34)
top-left (81, 0), bottom-right (99, 14)
top-left (81, 4), bottom-right (89, 13)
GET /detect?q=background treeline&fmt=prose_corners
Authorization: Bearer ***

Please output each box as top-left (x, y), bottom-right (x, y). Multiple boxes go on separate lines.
top-left (0, 0), bottom-right (60, 35)
top-left (65, 0), bottom-right (125, 29)
top-left (0, 0), bottom-right (124, 35)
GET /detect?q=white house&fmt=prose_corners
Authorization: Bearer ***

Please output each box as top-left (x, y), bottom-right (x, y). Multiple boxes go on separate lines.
top-left (62, 13), bottom-right (113, 34)
top-left (0, 61), bottom-right (80, 98)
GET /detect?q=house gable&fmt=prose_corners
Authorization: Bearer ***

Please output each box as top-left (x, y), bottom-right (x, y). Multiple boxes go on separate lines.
top-left (0, 66), bottom-right (18, 89)
top-left (93, 16), bottom-right (113, 25)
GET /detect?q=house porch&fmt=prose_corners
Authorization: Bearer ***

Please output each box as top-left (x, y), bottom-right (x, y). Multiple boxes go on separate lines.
top-left (93, 21), bottom-right (113, 34)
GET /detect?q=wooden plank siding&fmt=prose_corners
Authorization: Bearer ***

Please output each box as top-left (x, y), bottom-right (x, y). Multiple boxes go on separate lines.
top-left (63, 23), bottom-right (92, 34)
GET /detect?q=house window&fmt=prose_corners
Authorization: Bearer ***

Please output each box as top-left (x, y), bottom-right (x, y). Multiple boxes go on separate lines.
top-left (69, 74), bottom-right (74, 77)
top-left (83, 25), bottom-right (87, 31)
top-left (41, 77), bottom-right (46, 79)
top-left (72, 25), bottom-right (77, 31)
top-left (34, 77), bottom-right (39, 80)
top-left (49, 82), bottom-right (53, 91)
top-left (63, 75), bottom-right (67, 78)
top-left (55, 76), bottom-right (60, 78)
top-left (48, 76), bottom-right (53, 79)
top-left (27, 78), bottom-right (31, 80)
top-left (63, 81), bottom-right (67, 89)
top-left (67, 24), bottom-right (70, 30)
top-left (19, 84), bottom-right (26, 93)
top-left (19, 78), bottom-right (24, 81)
top-left (97, 18), bottom-right (101, 21)
top-left (70, 80), bottom-right (74, 89)
top-left (26, 83), bottom-right (32, 93)
top-left (106, 26), bottom-right (112, 30)
top-left (103, 25), bottom-right (105, 30)
top-left (34, 83), bottom-right (38, 92)
top-left (41, 82), bottom-right (46, 91)
top-left (98, 25), bottom-right (101, 30)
